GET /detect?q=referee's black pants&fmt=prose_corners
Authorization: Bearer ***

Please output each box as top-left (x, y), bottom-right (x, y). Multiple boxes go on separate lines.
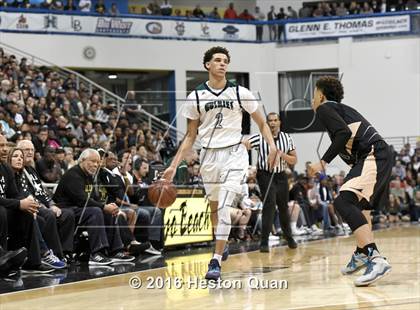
top-left (257, 170), bottom-right (292, 245)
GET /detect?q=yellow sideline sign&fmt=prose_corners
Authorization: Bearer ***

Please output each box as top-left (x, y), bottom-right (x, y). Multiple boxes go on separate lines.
top-left (163, 191), bottom-right (213, 246)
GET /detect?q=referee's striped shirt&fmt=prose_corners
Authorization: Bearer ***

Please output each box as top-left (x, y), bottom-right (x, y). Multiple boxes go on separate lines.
top-left (249, 132), bottom-right (296, 173)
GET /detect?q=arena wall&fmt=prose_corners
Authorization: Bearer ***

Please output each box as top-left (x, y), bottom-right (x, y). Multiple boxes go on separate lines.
top-left (2, 32), bottom-right (418, 172)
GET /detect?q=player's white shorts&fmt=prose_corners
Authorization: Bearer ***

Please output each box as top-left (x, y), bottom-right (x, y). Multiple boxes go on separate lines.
top-left (199, 143), bottom-right (248, 201)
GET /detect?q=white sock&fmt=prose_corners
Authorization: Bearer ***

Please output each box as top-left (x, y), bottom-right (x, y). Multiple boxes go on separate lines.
top-left (213, 254), bottom-right (222, 265)
top-left (291, 222), bottom-right (297, 230)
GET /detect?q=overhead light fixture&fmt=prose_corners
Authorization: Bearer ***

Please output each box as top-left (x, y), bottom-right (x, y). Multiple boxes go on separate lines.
top-left (108, 74), bottom-right (117, 79)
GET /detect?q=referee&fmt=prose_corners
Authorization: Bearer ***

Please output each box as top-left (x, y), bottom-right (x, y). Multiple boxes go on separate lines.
top-left (246, 112), bottom-right (298, 252)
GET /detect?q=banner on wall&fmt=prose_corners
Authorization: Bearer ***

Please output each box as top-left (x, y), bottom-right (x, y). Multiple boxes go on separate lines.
top-left (285, 15), bottom-right (411, 40)
top-left (0, 11), bottom-right (257, 41)
top-left (163, 188), bottom-right (213, 247)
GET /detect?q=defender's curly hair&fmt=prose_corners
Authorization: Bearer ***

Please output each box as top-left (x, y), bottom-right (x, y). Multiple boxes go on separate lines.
top-left (203, 46), bottom-right (230, 70)
top-left (315, 76), bottom-right (344, 103)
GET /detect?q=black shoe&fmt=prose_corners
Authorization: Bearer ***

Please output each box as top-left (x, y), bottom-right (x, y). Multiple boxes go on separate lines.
top-left (111, 252), bottom-right (135, 263)
top-left (128, 241), bottom-right (150, 256)
top-left (285, 236), bottom-right (298, 249)
top-left (0, 247), bottom-right (28, 274)
top-left (21, 264), bottom-right (54, 274)
top-left (63, 252), bottom-right (76, 265)
top-left (89, 252), bottom-right (113, 266)
top-left (260, 245), bottom-right (269, 253)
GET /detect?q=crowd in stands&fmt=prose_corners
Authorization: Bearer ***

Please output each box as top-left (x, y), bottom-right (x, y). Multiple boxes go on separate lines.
top-left (2, 1), bottom-right (419, 42)
top-left (1, 1), bottom-right (418, 18)
top-left (0, 46), bottom-right (419, 277)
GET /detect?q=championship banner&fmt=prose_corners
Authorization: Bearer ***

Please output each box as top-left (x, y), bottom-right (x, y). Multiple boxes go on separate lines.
top-left (163, 188), bottom-right (213, 247)
top-left (0, 11), bottom-right (256, 41)
top-left (285, 14), bottom-right (411, 40)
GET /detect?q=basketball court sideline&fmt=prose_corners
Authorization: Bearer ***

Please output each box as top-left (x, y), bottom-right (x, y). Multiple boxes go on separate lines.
top-left (0, 225), bottom-right (418, 310)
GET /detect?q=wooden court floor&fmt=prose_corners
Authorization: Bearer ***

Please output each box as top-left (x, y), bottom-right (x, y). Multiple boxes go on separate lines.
top-left (0, 225), bottom-right (419, 310)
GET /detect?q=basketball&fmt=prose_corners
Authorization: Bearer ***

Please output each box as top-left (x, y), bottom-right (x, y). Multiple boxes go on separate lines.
top-left (147, 179), bottom-right (177, 208)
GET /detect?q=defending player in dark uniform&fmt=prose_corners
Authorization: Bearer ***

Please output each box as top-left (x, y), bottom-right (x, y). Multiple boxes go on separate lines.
top-left (308, 76), bottom-right (392, 287)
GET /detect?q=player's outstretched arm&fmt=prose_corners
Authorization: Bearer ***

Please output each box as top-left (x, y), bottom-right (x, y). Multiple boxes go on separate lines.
top-left (162, 118), bottom-right (199, 182)
top-left (251, 110), bottom-right (278, 171)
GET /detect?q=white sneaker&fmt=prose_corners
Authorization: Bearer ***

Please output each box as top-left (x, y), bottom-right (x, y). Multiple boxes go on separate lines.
top-left (354, 251), bottom-right (392, 287)
top-left (268, 234), bottom-right (279, 240)
top-left (302, 226), bottom-right (312, 234)
top-left (335, 225), bottom-right (345, 235)
top-left (145, 245), bottom-right (162, 256)
top-left (341, 252), bottom-right (369, 275)
top-left (342, 223), bottom-right (351, 231)
top-left (311, 225), bottom-right (323, 235)
top-left (291, 227), bottom-right (306, 236)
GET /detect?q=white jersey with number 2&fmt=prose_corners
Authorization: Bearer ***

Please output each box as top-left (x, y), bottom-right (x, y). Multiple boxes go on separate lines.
top-left (183, 81), bottom-right (259, 149)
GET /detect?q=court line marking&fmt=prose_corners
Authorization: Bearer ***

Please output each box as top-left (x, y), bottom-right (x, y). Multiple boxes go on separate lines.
top-left (287, 297), bottom-right (420, 310)
top-left (0, 225), bottom-right (417, 298)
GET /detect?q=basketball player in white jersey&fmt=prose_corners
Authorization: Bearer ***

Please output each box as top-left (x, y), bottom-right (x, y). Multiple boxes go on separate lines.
top-left (162, 46), bottom-right (277, 280)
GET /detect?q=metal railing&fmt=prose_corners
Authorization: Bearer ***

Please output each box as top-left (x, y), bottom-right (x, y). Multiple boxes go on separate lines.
top-left (0, 42), bottom-right (185, 143)
top-left (384, 136), bottom-right (419, 151)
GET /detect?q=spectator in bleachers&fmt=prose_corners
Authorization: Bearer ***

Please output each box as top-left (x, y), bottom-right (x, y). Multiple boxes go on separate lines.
top-left (322, 2), bottom-right (333, 16)
top-left (361, 2), bottom-right (374, 14)
top-left (9, 145), bottom-right (68, 268)
top-left (349, 1), bottom-right (361, 14)
top-left (330, 2), bottom-right (338, 16)
top-left (86, 102), bottom-right (109, 124)
top-left (130, 158), bottom-right (163, 255)
top-left (0, 79), bottom-right (11, 104)
top-left (192, 4), bottom-right (206, 18)
top-left (208, 7), bottom-right (221, 19)
top-left (290, 175), bottom-right (323, 235)
top-left (392, 160), bottom-right (406, 179)
top-left (287, 6), bottom-right (298, 18)
top-left (230, 187), bottom-right (252, 240)
top-left (160, 0), bottom-right (172, 16)
top-left (308, 175), bottom-right (332, 231)
top-left (51, 0), bottom-right (64, 11)
top-left (299, 4), bottom-right (313, 18)
top-left (146, 0), bottom-right (161, 15)
top-left (407, 0), bottom-right (419, 10)
top-left (95, 0), bottom-right (106, 15)
top-left (108, 3), bottom-right (120, 16)
top-left (173, 8), bottom-right (182, 17)
top-left (413, 188), bottom-right (420, 220)
top-left (313, 3), bottom-right (324, 17)
top-left (53, 148), bottom-right (134, 265)
top-left (0, 134), bottom-right (50, 273)
top-left (64, 0), bottom-right (77, 11)
top-left (239, 9), bottom-right (254, 21)
top-left (253, 6), bottom-right (265, 41)
top-left (371, 0), bottom-right (382, 13)
top-left (276, 7), bottom-right (287, 41)
top-left (36, 146), bottom-right (62, 183)
top-left (158, 131), bottom-right (176, 165)
top-left (188, 162), bottom-right (203, 186)
top-left (224, 2), bottom-right (238, 19)
top-left (64, 147), bottom-right (76, 169)
top-left (336, 2), bottom-right (349, 16)
top-left (10, 0), bottom-right (31, 8)
top-left (97, 151), bottom-right (149, 255)
top-left (387, 193), bottom-right (401, 223)
top-left (267, 5), bottom-right (277, 40)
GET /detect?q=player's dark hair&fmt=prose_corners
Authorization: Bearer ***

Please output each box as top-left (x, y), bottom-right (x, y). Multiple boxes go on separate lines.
top-left (315, 76), bottom-right (344, 103)
top-left (203, 46), bottom-right (230, 71)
